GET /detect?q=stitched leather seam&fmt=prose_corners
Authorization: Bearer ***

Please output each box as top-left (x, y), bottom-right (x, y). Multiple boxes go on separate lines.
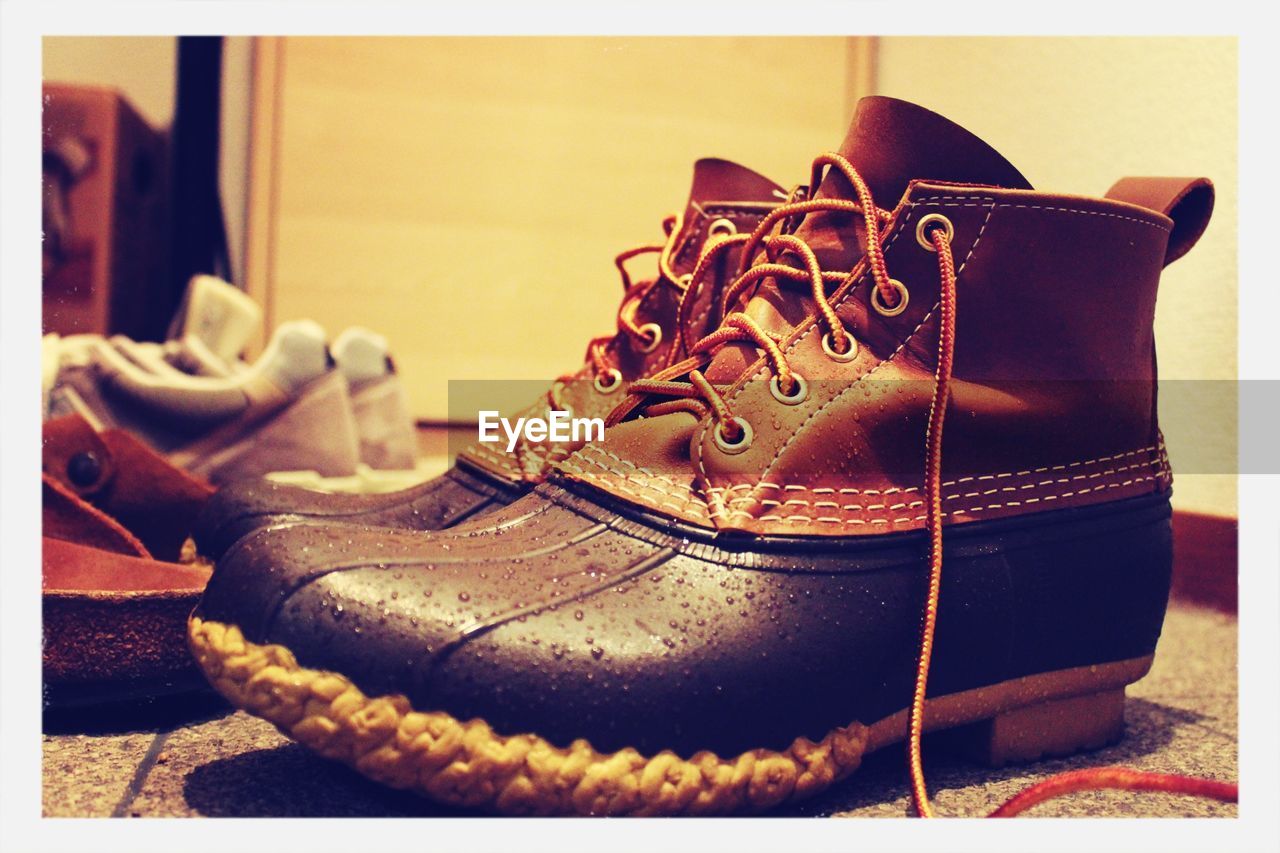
top-left (673, 208), bottom-right (705, 266)
top-left (713, 457), bottom-right (1161, 513)
top-left (563, 452), bottom-right (697, 502)
top-left (565, 442), bottom-right (1162, 525)
top-left (462, 443), bottom-right (523, 479)
top-left (913, 196), bottom-right (1172, 233)
top-left (739, 453), bottom-right (1156, 498)
top-left (559, 452), bottom-right (701, 510)
top-left (700, 444), bottom-right (1162, 499)
top-left (711, 474), bottom-right (1162, 526)
top-left (577, 445), bottom-right (698, 494)
top-left (689, 287), bottom-right (714, 338)
top-left (558, 465), bottom-right (710, 520)
top-left (674, 206), bottom-right (768, 266)
top-left (523, 443), bottom-right (576, 464)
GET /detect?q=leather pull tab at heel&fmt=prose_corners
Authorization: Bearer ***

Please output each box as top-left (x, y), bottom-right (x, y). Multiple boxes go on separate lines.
top-left (1105, 176), bottom-right (1215, 267)
top-left (933, 689), bottom-right (1126, 767)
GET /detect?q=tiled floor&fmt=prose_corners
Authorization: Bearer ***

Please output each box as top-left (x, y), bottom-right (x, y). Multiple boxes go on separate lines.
top-left (42, 603), bottom-right (1237, 818)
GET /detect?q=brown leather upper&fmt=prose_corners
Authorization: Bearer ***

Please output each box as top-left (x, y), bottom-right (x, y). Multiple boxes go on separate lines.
top-left (1105, 176), bottom-right (1215, 266)
top-left (557, 98), bottom-right (1201, 538)
top-left (461, 158), bottom-right (784, 484)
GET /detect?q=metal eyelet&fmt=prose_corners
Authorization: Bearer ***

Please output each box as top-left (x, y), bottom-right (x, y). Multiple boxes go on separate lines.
top-left (708, 217), bottom-right (737, 237)
top-left (821, 330), bottom-right (858, 363)
top-left (66, 451), bottom-right (102, 488)
top-left (871, 279), bottom-right (910, 317)
top-left (712, 417), bottom-right (754, 454)
top-left (593, 368), bottom-right (623, 394)
top-left (916, 213), bottom-right (954, 252)
top-left (636, 323), bottom-right (663, 354)
top-left (769, 373), bottom-right (808, 405)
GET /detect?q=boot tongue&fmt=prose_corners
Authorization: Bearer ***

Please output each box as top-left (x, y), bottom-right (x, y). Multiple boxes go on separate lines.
top-left (705, 97), bottom-right (1031, 380)
top-left (670, 158), bottom-right (786, 275)
top-left (795, 96), bottom-right (1031, 278)
top-left (817, 96), bottom-right (1031, 211)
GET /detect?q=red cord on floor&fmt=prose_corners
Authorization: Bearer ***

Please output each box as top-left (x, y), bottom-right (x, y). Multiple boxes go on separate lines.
top-left (989, 767), bottom-right (1239, 817)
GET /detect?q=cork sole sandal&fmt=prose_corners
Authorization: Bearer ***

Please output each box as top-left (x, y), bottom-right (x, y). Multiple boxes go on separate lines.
top-left (44, 538), bottom-right (213, 705)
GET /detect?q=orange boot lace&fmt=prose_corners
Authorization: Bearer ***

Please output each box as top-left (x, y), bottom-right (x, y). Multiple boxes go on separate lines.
top-left (565, 214), bottom-right (692, 400)
top-left (910, 210), bottom-right (1238, 818)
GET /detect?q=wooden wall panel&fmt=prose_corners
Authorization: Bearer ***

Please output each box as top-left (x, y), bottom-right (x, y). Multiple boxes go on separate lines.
top-left (248, 37), bottom-right (858, 420)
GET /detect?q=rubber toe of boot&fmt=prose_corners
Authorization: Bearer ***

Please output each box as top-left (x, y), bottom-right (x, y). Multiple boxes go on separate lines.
top-left (190, 485), bottom-right (1173, 815)
top-left (192, 464), bottom-right (523, 559)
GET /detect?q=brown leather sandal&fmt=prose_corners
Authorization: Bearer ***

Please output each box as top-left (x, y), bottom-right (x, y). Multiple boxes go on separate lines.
top-left (42, 414), bottom-right (215, 705)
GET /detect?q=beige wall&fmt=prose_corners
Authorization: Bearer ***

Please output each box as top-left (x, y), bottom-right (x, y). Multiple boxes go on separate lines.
top-left (874, 36), bottom-right (1237, 517)
top-left (43, 36), bottom-right (177, 128)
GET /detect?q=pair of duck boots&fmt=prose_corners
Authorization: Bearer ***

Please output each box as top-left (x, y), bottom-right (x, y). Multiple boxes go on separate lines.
top-left (186, 97), bottom-right (1215, 817)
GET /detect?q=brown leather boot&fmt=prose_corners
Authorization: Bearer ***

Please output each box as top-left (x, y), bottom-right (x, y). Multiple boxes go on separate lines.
top-left (192, 159), bottom-right (785, 557)
top-left (189, 98), bottom-right (1213, 815)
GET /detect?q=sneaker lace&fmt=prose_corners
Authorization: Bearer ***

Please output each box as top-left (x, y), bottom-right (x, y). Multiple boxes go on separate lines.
top-left (605, 152), bottom-right (1239, 818)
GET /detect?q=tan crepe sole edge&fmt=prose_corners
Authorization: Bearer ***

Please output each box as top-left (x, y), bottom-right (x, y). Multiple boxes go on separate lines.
top-left (188, 616), bottom-right (1152, 816)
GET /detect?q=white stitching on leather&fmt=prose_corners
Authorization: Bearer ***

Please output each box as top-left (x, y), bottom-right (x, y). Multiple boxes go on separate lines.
top-left (702, 446), bottom-right (1160, 503)
top-left (566, 443), bottom-right (1164, 528)
top-left (462, 443), bottom-right (523, 479)
top-left (674, 205), bottom-right (763, 266)
top-left (710, 473), bottom-right (1162, 525)
top-left (584, 446), bottom-right (695, 492)
top-left (912, 196), bottom-right (1172, 233)
top-left (558, 450), bottom-right (701, 510)
top-left (574, 446), bottom-right (698, 497)
top-left (558, 464), bottom-right (710, 519)
top-left (707, 449), bottom-right (1163, 521)
top-left (943, 459), bottom-right (1158, 500)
